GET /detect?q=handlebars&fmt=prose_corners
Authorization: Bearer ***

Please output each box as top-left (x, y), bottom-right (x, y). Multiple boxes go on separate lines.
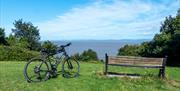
top-left (41, 42), bottom-right (71, 55)
top-left (56, 42), bottom-right (71, 53)
top-left (60, 42), bottom-right (71, 48)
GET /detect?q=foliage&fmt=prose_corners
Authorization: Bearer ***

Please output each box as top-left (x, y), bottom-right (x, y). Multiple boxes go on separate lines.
top-left (71, 53), bottom-right (82, 61)
top-left (1, 20), bottom-right (58, 61)
top-left (71, 49), bottom-right (98, 61)
top-left (41, 40), bottom-right (58, 55)
top-left (6, 34), bottom-right (17, 46)
top-left (7, 34), bottom-right (29, 48)
top-left (81, 49), bottom-right (98, 61)
top-left (12, 19), bottom-right (41, 50)
top-left (0, 45), bottom-right (39, 61)
top-left (118, 45), bottom-right (140, 56)
top-left (0, 24), bottom-right (40, 61)
top-left (0, 28), bottom-right (8, 45)
top-left (118, 9), bottom-right (180, 66)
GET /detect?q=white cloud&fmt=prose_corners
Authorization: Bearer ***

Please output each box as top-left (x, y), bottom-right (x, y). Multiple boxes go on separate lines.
top-left (36, 0), bottom-right (180, 40)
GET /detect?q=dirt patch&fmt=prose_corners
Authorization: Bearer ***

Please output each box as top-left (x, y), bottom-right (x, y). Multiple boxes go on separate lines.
top-left (166, 79), bottom-right (180, 88)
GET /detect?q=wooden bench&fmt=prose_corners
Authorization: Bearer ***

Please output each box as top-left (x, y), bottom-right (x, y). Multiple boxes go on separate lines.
top-left (104, 54), bottom-right (167, 78)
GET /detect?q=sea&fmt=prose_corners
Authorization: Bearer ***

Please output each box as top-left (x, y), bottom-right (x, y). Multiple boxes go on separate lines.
top-left (53, 39), bottom-right (150, 60)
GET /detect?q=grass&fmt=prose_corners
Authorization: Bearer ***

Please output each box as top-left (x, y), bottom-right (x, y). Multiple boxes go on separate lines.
top-left (0, 61), bottom-right (180, 91)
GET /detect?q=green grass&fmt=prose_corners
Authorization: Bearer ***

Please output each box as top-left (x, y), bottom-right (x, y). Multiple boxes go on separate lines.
top-left (0, 61), bottom-right (180, 91)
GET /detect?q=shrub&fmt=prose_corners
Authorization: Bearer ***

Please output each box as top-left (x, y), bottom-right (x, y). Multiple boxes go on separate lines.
top-left (71, 49), bottom-right (98, 62)
top-left (0, 45), bottom-right (39, 61)
top-left (118, 45), bottom-right (140, 56)
top-left (41, 40), bottom-right (58, 55)
top-left (81, 49), bottom-right (98, 61)
top-left (71, 53), bottom-right (82, 61)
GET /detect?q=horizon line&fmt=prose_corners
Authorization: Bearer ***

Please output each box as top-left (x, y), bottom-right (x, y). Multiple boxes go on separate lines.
top-left (40, 39), bottom-right (152, 41)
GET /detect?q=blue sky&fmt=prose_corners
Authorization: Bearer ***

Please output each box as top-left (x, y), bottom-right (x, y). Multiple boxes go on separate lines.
top-left (0, 0), bottom-right (180, 40)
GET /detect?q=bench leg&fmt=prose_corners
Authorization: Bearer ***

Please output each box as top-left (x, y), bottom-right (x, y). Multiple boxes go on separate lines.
top-left (158, 69), bottom-right (162, 77)
top-left (104, 53), bottom-right (108, 75)
top-left (104, 60), bottom-right (108, 75)
top-left (158, 68), bottom-right (165, 78)
top-left (104, 64), bottom-right (108, 75)
top-left (162, 67), bottom-right (165, 78)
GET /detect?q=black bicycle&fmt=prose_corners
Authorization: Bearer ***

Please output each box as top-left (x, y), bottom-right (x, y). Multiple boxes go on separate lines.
top-left (24, 43), bottom-right (80, 82)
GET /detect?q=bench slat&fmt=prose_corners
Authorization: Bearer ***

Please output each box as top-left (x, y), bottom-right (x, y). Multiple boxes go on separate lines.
top-left (108, 56), bottom-right (163, 66)
top-left (107, 64), bottom-right (163, 68)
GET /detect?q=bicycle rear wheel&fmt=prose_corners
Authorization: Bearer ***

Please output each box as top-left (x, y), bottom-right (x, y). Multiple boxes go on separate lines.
top-left (62, 58), bottom-right (80, 78)
top-left (24, 58), bottom-right (49, 82)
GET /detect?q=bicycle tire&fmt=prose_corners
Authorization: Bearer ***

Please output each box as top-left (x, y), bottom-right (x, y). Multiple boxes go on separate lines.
top-left (24, 58), bottom-right (50, 82)
top-left (62, 58), bottom-right (80, 78)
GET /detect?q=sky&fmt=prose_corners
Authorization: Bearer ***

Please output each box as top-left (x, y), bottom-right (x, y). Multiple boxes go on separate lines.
top-left (0, 0), bottom-right (180, 40)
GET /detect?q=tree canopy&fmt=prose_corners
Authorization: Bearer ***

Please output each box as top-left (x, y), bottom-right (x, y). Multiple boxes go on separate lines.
top-left (118, 9), bottom-right (180, 66)
top-left (12, 19), bottom-right (41, 50)
top-left (0, 27), bottom-right (7, 45)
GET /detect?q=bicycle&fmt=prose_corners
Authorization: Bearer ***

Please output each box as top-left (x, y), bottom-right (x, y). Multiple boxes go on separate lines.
top-left (24, 42), bottom-right (80, 82)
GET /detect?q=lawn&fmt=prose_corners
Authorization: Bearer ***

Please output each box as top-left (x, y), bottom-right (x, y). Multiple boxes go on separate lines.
top-left (0, 61), bottom-right (180, 91)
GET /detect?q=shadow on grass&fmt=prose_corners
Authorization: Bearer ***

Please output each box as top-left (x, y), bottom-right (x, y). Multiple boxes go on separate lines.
top-left (105, 72), bottom-right (158, 78)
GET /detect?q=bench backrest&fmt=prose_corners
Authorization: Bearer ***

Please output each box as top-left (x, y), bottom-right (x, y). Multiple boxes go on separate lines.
top-left (107, 56), bottom-right (165, 67)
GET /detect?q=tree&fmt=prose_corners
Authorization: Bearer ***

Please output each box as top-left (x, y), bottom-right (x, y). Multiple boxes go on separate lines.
top-left (118, 8), bottom-right (180, 66)
top-left (12, 19), bottom-right (41, 50)
top-left (0, 27), bottom-right (7, 45)
top-left (155, 9), bottom-right (180, 66)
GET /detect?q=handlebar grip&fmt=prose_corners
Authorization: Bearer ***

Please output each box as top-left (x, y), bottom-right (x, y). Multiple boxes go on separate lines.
top-left (66, 42), bottom-right (71, 46)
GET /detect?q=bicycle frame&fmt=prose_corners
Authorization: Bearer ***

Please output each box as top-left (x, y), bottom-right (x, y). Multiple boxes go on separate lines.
top-left (43, 46), bottom-right (72, 71)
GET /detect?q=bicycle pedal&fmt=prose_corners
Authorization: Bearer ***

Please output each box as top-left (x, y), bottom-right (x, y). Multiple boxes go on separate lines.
top-left (46, 72), bottom-right (51, 79)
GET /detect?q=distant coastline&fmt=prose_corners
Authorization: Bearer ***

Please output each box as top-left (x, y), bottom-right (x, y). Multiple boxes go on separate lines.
top-left (45, 39), bottom-right (151, 42)
top-left (51, 39), bottom-right (150, 60)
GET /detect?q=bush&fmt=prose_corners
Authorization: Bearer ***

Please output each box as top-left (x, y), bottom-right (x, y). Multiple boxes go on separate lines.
top-left (81, 49), bottom-right (98, 61)
top-left (71, 53), bottom-right (82, 61)
top-left (0, 45), bottom-right (39, 61)
top-left (41, 40), bottom-right (58, 55)
top-left (118, 45), bottom-right (140, 56)
top-left (71, 49), bottom-right (98, 62)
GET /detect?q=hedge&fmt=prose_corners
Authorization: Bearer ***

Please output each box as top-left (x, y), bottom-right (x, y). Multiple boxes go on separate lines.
top-left (0, 45), bottom-right (39, 61)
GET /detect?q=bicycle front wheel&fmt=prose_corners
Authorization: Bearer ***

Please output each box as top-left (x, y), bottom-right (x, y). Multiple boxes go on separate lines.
top-left (24, 58), bottom-right (49, 82)
top-left (62, 58), bottom-right (80, 78)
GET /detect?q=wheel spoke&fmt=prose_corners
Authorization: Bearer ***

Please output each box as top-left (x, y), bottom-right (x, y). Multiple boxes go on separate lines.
top-left (40, 69), bottom-right (48, 72)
